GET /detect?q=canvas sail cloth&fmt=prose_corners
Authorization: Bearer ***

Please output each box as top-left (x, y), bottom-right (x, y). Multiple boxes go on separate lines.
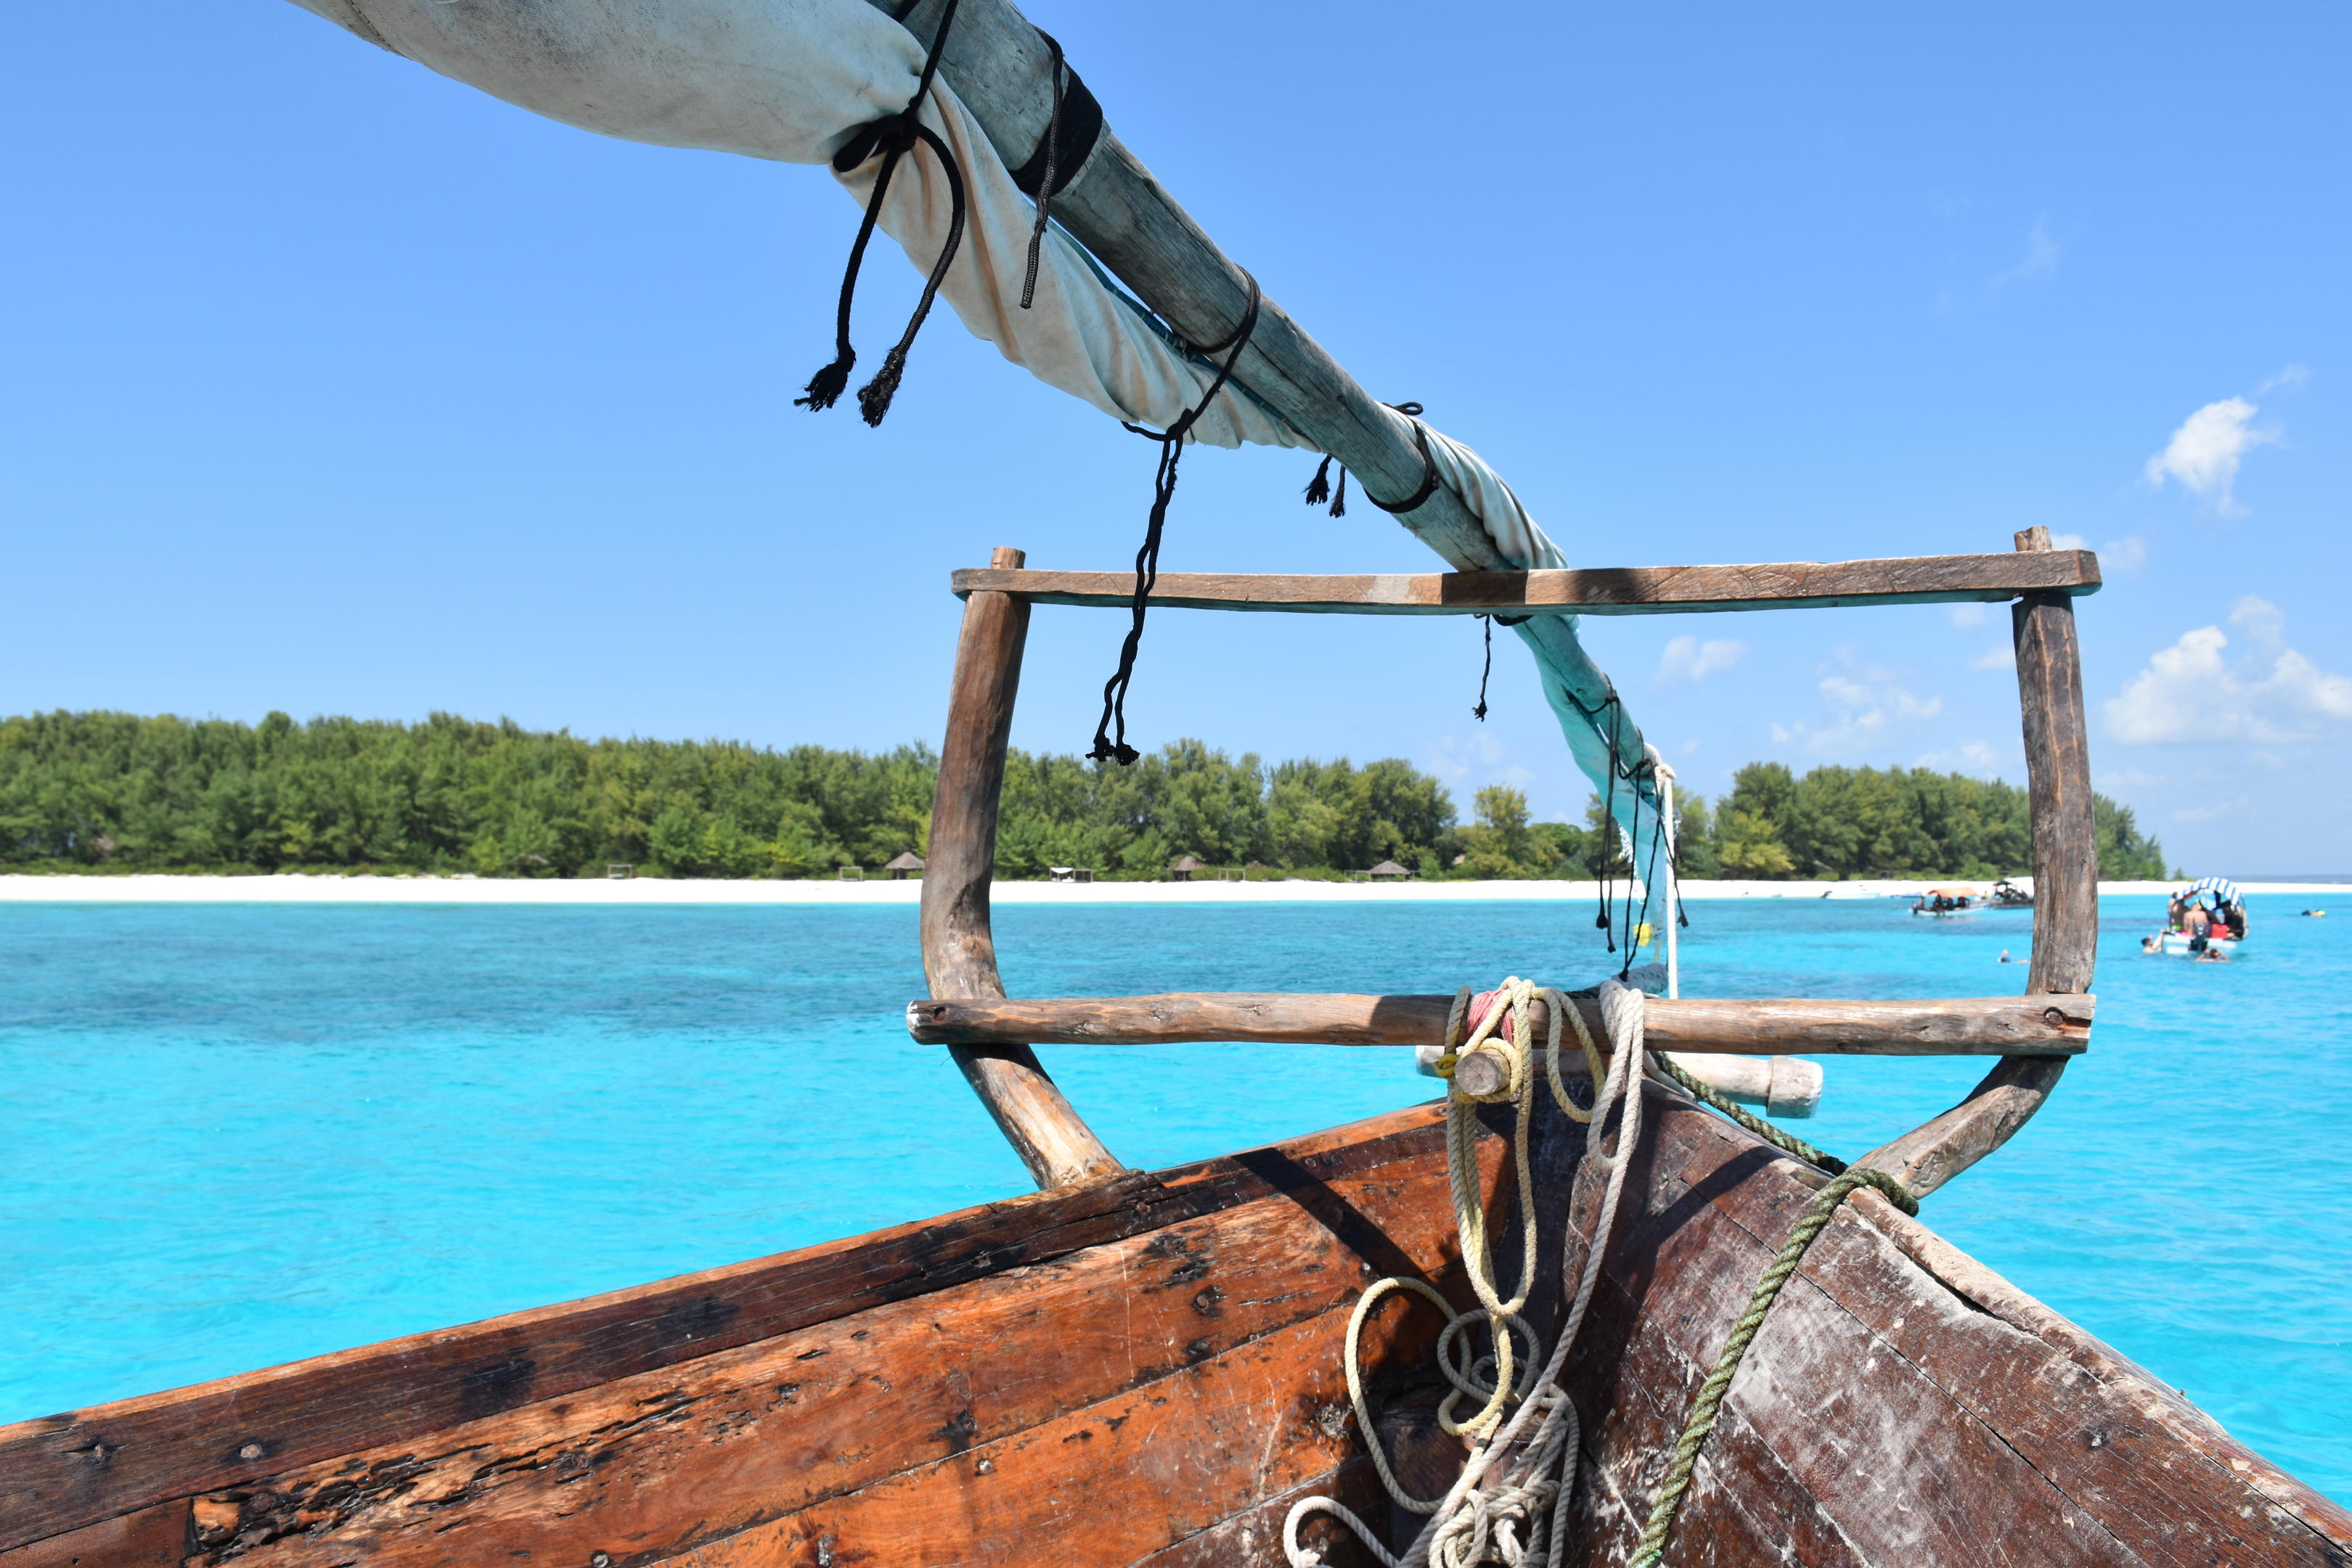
top-left (289, 0), bottom-right (1652, 837)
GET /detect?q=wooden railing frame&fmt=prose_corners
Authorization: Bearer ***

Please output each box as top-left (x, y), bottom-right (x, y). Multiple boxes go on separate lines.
top-left (920, 532), bottom-right (2099, 1198)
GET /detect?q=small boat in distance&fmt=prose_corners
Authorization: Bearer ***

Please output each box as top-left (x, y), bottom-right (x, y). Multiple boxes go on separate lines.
top-left (2145, 875), bottom-right (2247, 959)
top-left (1911, 885), bottom-right (1983, 917)
top-left (1990, 877), bottom-right (2034, 908)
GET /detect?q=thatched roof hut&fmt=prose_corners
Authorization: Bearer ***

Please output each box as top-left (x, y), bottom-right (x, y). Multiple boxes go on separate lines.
top-left (884, 852), bottom-right (927, 880)
top-left (1168, 854), bottom-right (1204, 882)
top-left (1368, 859), bottom-right (1413, 880)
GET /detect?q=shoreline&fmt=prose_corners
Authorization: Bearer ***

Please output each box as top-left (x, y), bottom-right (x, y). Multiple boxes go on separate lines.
top-left (0, 875), bottom-right (2337, 905)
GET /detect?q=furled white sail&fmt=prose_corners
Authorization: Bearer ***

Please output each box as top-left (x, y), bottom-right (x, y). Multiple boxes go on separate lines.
top-left (287, 0), bottom-right (1299, 449)
top-left (287, 0), bottom-right (1664, 860)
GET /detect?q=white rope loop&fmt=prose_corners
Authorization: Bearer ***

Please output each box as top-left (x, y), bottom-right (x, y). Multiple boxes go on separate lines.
top-left (1287, 977), bottom-right (1653, 1568)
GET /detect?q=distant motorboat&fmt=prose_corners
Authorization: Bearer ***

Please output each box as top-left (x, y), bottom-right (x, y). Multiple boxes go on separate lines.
top-left (1911, 885), bottom-right (1983, 918)
top-left (2149, 931), bottom-right (2242, 959)
top-left (2147, 877), bottom-right (2247, 957)
top-left (1989, 878), bottom-right (2034, 908)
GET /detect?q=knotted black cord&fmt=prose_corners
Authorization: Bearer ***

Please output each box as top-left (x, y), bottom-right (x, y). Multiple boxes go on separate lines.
top-left (1668, 786), bottom-right (1693, 928)
top-left (1087, 273), bottom-right (1262, 765)
top-left (1639, 778), bottom-right (1670, 946)
top-left (1619, 761), bottom-right (1646, 974)
top-left (1471, 616), bottom-right (1493, 721)
top-left (1303, 455), bottom-right (1348, 516)
top-left (798, 0), bottom-right (968, 424)
top-left (1596, 690), bottom-right (1620, 949)
top-left (1017, 33), bottom-right (1066, 311)
top-left (1299, 401), bottom-right (1431, 518)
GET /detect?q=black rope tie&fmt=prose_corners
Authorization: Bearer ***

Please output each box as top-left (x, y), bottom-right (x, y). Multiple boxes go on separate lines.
top-left (798, 0), bottom-right (968, 425)
top-left (1300, 401), bottom-right (1435, 518)
top-left (1018, 33), bottom-right (1067, 311)
top-left (1089, 274), bottom-right (1263, 766)
top-left (1303, 454), bottom-right (1348, 516)
top-left (1621, 764), bottom-right (1646, 977)
top-left (1472, 616), bottom-right (1493, 721)
top-left (1467, 611), bottom-right (1527, 722)
top-left (1595, 690), bottom-right (1622, 948)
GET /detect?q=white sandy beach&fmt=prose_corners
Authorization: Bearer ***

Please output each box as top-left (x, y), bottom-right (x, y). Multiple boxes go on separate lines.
top-left (0, 875), bottom-right (2335, 904)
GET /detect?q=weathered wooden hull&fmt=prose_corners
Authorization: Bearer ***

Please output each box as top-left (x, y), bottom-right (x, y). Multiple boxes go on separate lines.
top-left (7, 1085), bottom-right (2345, 1567)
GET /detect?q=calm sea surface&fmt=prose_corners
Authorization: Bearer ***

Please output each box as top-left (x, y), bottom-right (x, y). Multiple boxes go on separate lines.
top-left (2, 896), bottom-right (2345, 1500)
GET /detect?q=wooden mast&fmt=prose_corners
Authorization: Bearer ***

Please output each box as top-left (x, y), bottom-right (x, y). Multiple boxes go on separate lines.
top-left (922, 547), bottom-right (1121, 1190)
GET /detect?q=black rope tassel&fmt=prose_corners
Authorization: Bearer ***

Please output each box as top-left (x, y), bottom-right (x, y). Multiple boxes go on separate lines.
top-left (1090, 274), bottom-right (1262, 765)
top-left (1472, 616), bottom-right (1493, 722)
top-left (1304, 455), bottom-right (1333, 508)
top-left (799, 0), bottom-right (968, 423)
top-left (1302, 401), bottom-right (1428, 519)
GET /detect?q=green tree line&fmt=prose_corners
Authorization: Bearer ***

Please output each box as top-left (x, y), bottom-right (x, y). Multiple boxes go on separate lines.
top-left (0, 711), bottom-right (2167, 881)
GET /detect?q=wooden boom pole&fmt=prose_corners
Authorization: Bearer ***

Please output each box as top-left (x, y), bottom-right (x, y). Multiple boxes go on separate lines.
top-left (871, 0), bottom-right (1658, 805)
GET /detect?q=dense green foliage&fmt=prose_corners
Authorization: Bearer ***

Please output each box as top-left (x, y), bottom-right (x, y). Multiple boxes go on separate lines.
top-left (1710, 761), bottom-right (2171, 881)
top-left (0, 711), bottom-right (2168, 881)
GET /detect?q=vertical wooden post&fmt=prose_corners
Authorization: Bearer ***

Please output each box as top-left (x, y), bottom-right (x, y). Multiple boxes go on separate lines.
top-left (922, 547), bottom-right (1122, 1190)
top-left (1860, 528), bottom-right (2091, 1196)
top-left (2011, 524), bottom-right (2101, 997)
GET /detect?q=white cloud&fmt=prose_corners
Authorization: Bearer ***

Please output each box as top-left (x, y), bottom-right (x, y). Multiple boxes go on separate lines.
top-left (1423, 731), bottom-right (1508, 784)
top-left (1773, 660), bottom-right (1945, 755)
top-left (1657, 635), bottom-right (1746, 686)
top-left (2230, 594), bottom-right (2284, 648)
top-left (2144, 396), bottom-right (2278, 515)
top-left (1972, 644), bottom-right (2017, 671)
top-left (2257, 363), bottom-right (2311, 393)
top-left (2106, 603), bottom-right (2352, 745)
top-left (1989, 216), bottom-right (2062, 287)
top-left (2098, 769), bottom-right (2169, 791)
top-left (2102, 536), bottom-right (2149, 576)
top-left (2050, 532), bottom-right (2148, 576)
top-left (1948, 602), bottom-right (1988, 628)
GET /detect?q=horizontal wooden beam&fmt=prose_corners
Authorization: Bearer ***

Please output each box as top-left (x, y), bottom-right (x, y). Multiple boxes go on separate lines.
top-left (950, 551), bottom-right (2101, 619)
top-left (905, 992), bottom-right (2094, 1056)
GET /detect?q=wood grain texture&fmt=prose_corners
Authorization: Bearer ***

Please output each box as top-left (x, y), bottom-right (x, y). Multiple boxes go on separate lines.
top-left (660, 1305), bottom-right (1392, 1568)
top-left (1560, 1083), bottom-right (2352, 1567)
top-left (0, 1503), bottom-right (186, 1568)
top-left (907, 992), bottom-right (2093, 1055)
top-left (1861, 528), bottom-right (2096, 1198)
top-left (171, 1136), bottom-right (1486, 1566)
top-left (0, 1103), bottom-right (1455, 1556)
top-left (952, 551), bottom-right (2102, 618)
top-left (923, 544), bottom-right (1119, 1190)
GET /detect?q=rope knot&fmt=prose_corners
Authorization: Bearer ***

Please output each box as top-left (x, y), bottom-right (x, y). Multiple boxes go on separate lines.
top-left (800, 0), bottom-right (968, 425)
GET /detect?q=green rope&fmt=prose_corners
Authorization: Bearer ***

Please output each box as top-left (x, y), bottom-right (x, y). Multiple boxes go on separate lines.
top-left (1651, 1055), bottom-right (1846, 1175)
top-left (1630, 1167), bottom-right (1919, 1567)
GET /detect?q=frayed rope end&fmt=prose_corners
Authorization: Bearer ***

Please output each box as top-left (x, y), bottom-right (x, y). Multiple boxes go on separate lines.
top-left (1303, 455), bottom-right (1333, 508)
top-left (796, 354), bottom-right (854, 412)
top-left (856, 350), bottom-right (907, 426)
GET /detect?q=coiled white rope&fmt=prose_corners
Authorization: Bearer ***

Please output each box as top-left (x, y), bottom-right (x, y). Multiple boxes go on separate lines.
top-left (1286, 978), bottom-right (1652, 1568)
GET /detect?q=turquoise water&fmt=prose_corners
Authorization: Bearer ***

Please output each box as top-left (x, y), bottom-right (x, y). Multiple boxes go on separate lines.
top-left (2, 897), bottom-right (2345, 1502)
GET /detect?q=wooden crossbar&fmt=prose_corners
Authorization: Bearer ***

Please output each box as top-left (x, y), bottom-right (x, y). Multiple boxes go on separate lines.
top-left (950, 550), bottom-right (2101, 618)
top-left (907, 993), bottom-right (2094, 1056)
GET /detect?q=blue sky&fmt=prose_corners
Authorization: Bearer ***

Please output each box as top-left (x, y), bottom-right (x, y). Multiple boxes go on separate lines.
top-left (4, 2), bottom-right (2346, 872)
